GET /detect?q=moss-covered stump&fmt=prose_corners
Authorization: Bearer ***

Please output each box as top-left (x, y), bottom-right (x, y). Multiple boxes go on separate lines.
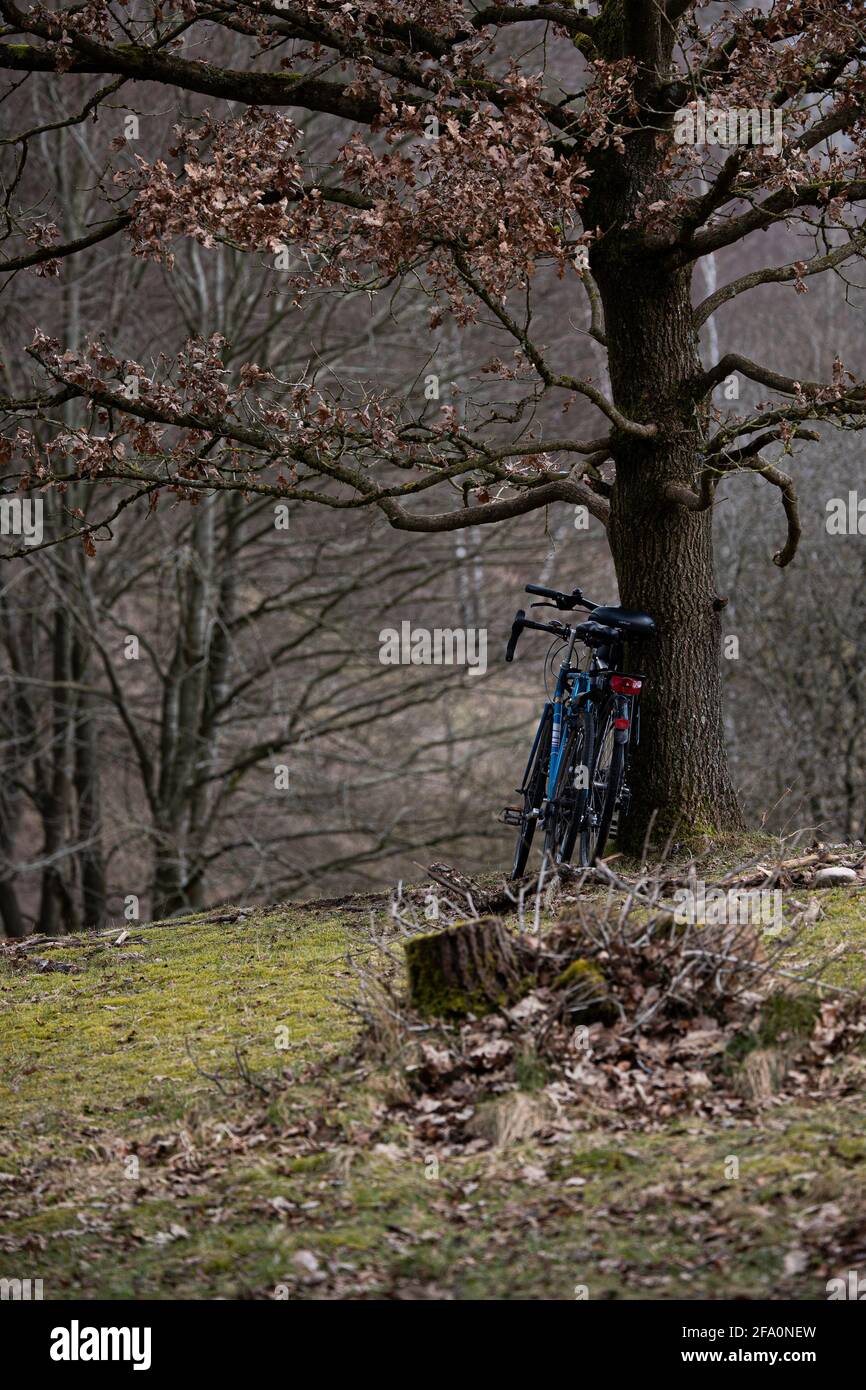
top-left (405, 917), bottom-right (528, 1018)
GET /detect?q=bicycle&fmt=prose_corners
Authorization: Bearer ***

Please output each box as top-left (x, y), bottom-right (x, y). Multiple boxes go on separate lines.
top-left (502, 582), bottom-right (656, 879)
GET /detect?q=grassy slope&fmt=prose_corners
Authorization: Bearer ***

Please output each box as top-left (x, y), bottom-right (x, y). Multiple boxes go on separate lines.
top-left (2, 887), bottom-right (866, 1301)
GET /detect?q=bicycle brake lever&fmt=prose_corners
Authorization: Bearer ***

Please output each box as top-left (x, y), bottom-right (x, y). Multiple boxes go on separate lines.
top-left (530, 601), bottom-right (558, 610)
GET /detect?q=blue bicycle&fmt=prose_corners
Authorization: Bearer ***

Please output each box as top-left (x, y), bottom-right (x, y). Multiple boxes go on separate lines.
top-left (503, 582), bottom-right (656, 878)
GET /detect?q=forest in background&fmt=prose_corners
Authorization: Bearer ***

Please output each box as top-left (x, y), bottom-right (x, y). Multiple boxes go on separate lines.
top-left (1, 7), bottom-right (864, 935)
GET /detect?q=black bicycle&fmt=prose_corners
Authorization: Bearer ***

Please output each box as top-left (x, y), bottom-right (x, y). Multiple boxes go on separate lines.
top-left (502, 582), bottom-right (656, 879)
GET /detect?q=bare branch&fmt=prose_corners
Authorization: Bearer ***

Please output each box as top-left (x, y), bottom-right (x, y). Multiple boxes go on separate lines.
top-left (665, 430), bottom-right (820, 567)
top-left (0, 212), bottom-right (131, 274)
top-left (376, 473), bottom-right (610, 532)
top-left (694, 232), bottom-right (866, 327)
top-left (694, 352), bottom-right (866, 404)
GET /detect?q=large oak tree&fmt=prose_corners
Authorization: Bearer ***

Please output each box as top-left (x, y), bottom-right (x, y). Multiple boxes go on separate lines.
top-left (2, 0), bottom-right (865, 848)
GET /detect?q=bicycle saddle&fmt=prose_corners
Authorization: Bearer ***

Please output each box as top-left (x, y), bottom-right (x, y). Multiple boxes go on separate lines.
top-left (589, 605), bottom-right (656, 636)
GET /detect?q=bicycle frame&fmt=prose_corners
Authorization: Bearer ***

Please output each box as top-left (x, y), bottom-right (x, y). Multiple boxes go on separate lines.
top-left (506, 580), bottom-right (653, 875)
top-left (547, 629), bottom-right (588, 799)
top-left (519, 633), bottom-right (639, 803)
top-left (517, 629), bottom-right (594, 801)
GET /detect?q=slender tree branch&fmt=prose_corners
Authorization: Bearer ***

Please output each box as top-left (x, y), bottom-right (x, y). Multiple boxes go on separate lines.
top-left (376, 473), bottom-right (610, 532)
top-left (451, 249), bottom-right (651, 437)
top-left (681, 180), bottom-right (866, 263)
top-left (693, 232), bottom-right (866, 327)
top-left (665, 428), bottom-right (820, 567)
top-left (1, 212), bottom-right (131, 273)
top-left (694, 352), bottom-right (866, 403)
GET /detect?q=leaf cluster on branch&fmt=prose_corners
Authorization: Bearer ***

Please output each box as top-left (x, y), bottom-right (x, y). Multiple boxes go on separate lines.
top-left (1, 0), bottom-right (865, 565)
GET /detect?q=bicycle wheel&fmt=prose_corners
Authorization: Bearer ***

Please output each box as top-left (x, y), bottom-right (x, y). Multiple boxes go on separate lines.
top-left (510, 712), bottom-right (551, 879)
top-left (543, 716), bottom-right (590, 867)
top-left (583, 705), bottom-right (624, 865)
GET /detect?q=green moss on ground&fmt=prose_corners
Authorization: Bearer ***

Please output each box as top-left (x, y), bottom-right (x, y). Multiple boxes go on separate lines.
top-left (1, 878), bottom-right (865, 1300)
top-left (785, 887), bottom-right (866, 988)
top-left (553, 957), bottom-right (618, 1025)
top-left (1, 906), bottom-right (353, 1146)
top-left (610, 829), bottom-right (785, 877)
top-left (727, 989), bottom-right (824, 1067)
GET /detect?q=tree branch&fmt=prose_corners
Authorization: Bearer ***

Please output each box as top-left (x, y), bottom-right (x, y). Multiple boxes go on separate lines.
top-left (451, 249), bottom-right (650, 436)
top-left (376, 473), bottom-right (610, 532)
top-left (1, 213), bottom-right (131, 274)
top-left (0, 38), bottom-right (383, 124)
top-left (693, 352), bottom-right (866, 404)
top-left (682, 180), bottom-right (866, 263)
top-left (693, 232), bottom-right (866, 327)
top-left (664, 428), bottom-right (820, 567)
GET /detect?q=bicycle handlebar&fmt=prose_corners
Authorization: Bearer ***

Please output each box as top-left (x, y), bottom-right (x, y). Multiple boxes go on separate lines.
top-left (505, 609), bottom-right (571, 662)
top-left (525, 582), bottom-right (595, 612)
top-left (505, 609), bottom-right (525, 663)
top-left (505, 610), bottom-right (622, 662)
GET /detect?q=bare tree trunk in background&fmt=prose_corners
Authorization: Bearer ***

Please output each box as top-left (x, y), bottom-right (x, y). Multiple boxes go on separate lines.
top-left (0, 780), bottom-right (25, 937)
top-left (1, 599), bottom-right (45, 936)
top-left (151, 497), bottom-right (216, 916)
top-left (38, 600), bottom-right (79, 935)
top-left (71, 623), bottom-right (107, 928)
top-left (0, 663), bottom-right (25, 935)
top-left (184, 493), bottom-right (241, 906)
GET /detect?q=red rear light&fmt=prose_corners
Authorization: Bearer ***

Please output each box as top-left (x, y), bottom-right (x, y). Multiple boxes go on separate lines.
top-left (614, 717), bottom-right (630, 731)
top-left (611, 675), bottom-right (642, 695)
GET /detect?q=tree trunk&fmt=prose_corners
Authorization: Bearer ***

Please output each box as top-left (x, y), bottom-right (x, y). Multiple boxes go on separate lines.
top-left (72, 677), bottom-right (107, 927)
top-left (38, 604), bottom-right (78, 935)
top-left (0, 703), bottom-right (25, 938)
top-left (150, 501), bottom-right (216, 920)
top-left (151, 833), bottom-right (188, 919)
top-left (0, 878), bottom-right (25, 939)
top-left (609, 452), bottom-right (744, 849)
top-left (0, 761), bottom-right (25, 945)
top-left (586, 117), bottom-right (744, 852)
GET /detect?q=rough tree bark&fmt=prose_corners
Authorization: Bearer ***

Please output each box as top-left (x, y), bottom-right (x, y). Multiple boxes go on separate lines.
top-left (0, 792), bottom-right (25, 938)
top-left (586, 8), bottom-right (744, 850)
top-left (0, 681), bottom-right (25, 937)
top-left (151, 497), bottom-right (217, 918)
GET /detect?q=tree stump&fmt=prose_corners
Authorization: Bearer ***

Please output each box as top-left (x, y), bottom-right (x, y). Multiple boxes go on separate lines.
top-left (405, 917), bottom-right (528, 1018)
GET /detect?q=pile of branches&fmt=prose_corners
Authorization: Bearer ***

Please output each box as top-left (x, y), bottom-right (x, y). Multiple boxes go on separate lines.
top-left (346, 859), bottom-right (866, 1147)
top-left (644, 844), bottom-right (866, 893)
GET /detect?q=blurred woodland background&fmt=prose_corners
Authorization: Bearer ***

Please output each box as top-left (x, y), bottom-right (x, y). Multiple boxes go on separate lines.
top-left (1, 31), bottom-right (864, 936)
